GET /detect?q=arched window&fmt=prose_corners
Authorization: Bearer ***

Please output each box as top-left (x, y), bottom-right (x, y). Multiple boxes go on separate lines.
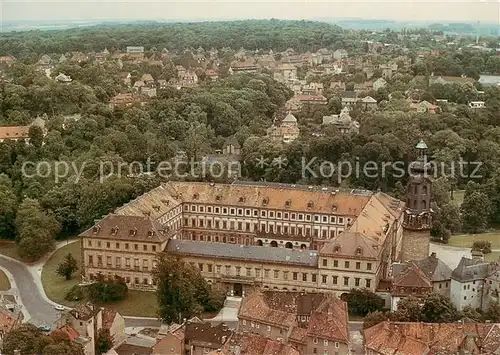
top-left (256, 240), bottom-right (263, 246)
top-left (413, 200), bottom-right (418, 209)
top-left (285, 242), bottom-right (293, 249)
top-left (422, 185), bottom-right (428, 195)
top-left (423, 200), bottom-right (427, 209)
top-left (270, 240), bottom-right (278, 247)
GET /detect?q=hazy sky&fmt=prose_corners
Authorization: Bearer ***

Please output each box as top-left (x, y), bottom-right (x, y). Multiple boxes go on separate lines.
top-left (2, 0), bottom-right (500, 23)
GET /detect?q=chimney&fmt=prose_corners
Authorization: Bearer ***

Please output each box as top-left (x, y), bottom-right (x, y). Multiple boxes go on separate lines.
top-left (431, 252), bottom-right (436, 258)
top-left (471, 250), bottom-right (484, 264)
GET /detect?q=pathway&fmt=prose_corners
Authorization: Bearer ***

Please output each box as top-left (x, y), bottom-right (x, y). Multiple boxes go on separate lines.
top-left (429, 243), bottom-right (471, 270)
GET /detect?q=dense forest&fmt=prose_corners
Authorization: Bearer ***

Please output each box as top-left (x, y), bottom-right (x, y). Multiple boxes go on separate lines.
top-left (0, 20), bottom-right (500, 261)
top-left (0, 20), bottom-right (344, 57)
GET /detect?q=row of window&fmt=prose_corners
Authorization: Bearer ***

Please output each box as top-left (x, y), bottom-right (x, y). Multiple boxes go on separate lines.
top-left (195, 263), bottom-right (371, 288)
top-left (87, 240), bottom-right (157, 252)
top-left (183, 218), bottom-right (342, 238)
top-left (88, 255), bottom-right (157, 270)
top-left (184, 204), bottom-right (346, 225)
top-left (322, 258), bottom-right (372, 271)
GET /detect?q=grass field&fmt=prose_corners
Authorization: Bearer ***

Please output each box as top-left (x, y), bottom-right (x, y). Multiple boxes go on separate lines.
top-left (41, 242), bottom-right (158, 317)
top-left (0, 240), bottom-right (22, 261)
top-left (0, 270), bottom-right (11, 291)
top-left (451, 190), bottom-right (465, 206)
top-left (485, 251), bottom-right (500, 263)
top-left (447, 233), bottom-right (500, 250)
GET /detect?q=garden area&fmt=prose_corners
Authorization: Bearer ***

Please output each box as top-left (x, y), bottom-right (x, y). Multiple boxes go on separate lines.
top-left (41, 241), bottom-right (158, 317)
top-left (0, 270), bottom-right (11, 291)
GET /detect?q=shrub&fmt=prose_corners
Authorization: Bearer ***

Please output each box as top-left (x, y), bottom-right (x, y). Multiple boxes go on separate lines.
top-left (472, 240), bottom-right (491, 254)
top-left (87, 275), bottom-right (128, 303)
top-left (346, 288), bottom-right (385, 316)
top-left (65, 285), bottom-right (85, 302)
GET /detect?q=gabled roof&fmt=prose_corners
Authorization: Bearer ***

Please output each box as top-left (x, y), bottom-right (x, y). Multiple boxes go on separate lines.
top-left (307, 295), bottom-right (349, 342)
top-left (230, 333), bottom-right (300, 355)
top-left (319, 231), bottom-right (381, 260)
top-left (184, 322), bottom-right (232, 348)
top-left (55, 324), bottom-right (80, 341)
top-left (262, 291), bottom-right (327, 316)
top-left (238, 292), bottom-right (296, 328)
top-left (364, 322), bottom-right (429, 355)
top-left (79, 214), bottom-right (168, 243)
top-left (451, 257), bottom-right (491, 282)
top-left (392, 263), bottom-right (432, 291)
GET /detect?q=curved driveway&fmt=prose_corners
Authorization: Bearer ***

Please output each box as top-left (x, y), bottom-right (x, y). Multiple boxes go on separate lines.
top-left (0, 255), bottom-right (60, 326)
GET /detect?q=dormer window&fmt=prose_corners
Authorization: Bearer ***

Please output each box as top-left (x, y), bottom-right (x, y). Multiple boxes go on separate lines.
top-left (307, 201), bottom-right (314, 209)
top-left (332, 204), bottom-right (338, 211)
top-left (193, 193), bottom-right (199, 200)
top-left (356, 247), bottom-right (363, 255)
top-left (160, 199), bottom-right (170, 205)
top-left (215, 195), bottom-right (222, 201)
top-left (239, 196), bottom-right (246, 203)
top-left (129, 229), bottom-right (137, 237)
top-left (285, 199), bottom-right (292, 208)
top-left (111, 226), bottom-right (119, 235)
top-left (92, 225), bottom-right (101, 234)
top-left (262, 197), bottom-right (269, 206)
top-left (147, 230), bottom-right (155, 238)
top-left (334, 245), bottom-right (341, 253)
top-left (152, 205), bottom-right (160, 212)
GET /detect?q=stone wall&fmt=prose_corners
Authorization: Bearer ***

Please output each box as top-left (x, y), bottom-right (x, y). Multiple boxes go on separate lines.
top-left (401, 229), bottom-right (430, 262)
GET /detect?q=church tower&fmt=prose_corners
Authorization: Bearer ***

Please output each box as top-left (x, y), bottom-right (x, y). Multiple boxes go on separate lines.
top-left (401, 139), bottom-right (433, 262)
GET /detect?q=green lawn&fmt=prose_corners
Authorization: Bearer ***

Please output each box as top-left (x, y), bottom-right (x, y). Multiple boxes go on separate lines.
top-left (485, 251), bottom-right (500, 263)
top-left (42, 242), bottom-right (158, 317)
top-left (0, 240), bottom-right (22, 261)
top-left (0, 270), bottom-right (11, 291)
top-left (451, 190), bottom-right (465, 207)
top-left (448, 233), bottom-right (500, 249)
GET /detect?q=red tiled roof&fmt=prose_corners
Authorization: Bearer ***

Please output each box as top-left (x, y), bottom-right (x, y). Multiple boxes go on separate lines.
top-left (0, 126), bottom-right (29, 140)
top-left (56, 324), bottom-right (80, 341)
top-left (102, 309), bottom-right (117, 330)
top-left (238, 292), bottom-right (296, 328)
top-left (307, 295), bottom-right (349, 342)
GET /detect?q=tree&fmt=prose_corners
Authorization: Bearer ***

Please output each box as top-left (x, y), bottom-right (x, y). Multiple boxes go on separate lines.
top-left (460, 306), bottom-right (483, 322)
top-left (461, 191), bottom-right (492, 233)
top-left (15, 198), bottom-right (61, 262)
top-left (87, 275), bottom-right (128, 303)
top-left (95, 328), bottom-right (113, 354)
top-left (3, 324), bottom-right (52, 355)
top-left (472, 240), bottom-right (492, 254)
top-left (485, 302), bottom-right (500, 322)
top-left (346, 288), bottom-right (385, 316)
top-left (420, 293), bottom-right (460, 323)
top-left (56, 253), bottom-right (79, 280)
top-left (393, 295), bottom-right (422, 322)
top-left (152, 252), bottom-right (224, 323)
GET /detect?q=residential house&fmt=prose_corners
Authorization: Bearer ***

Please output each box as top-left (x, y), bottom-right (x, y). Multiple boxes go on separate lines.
top-left (341, 91), bottom-right (358, 107)
top-left (268, 112), bottom-right (300, 144)
top-left (0, 56), bottom-right (15, 66)
top-left (222, 137), bottom-right (241, 156)
top-left (223, 333), bottom-right (300, 355)
top-left (140, 73), bottom-right (155, 86)
top-left (185, 322), bottom-right (232, 355)
top-left (469, 101), bottom-right (486, 109)
top-left (410, 100), bottom-right (439, 114)
top-left (333, 49), bottom-right (348, 60)
top-left (330, 81), bottom-right (346, 91)
top-left (126, 46), bottom-right (145, 59)
top-left (450, 257), bottom-right (500, 311)
top-left (120, 72), bottom-right (132, 87)
top-left (359, 96), bottom-right (378, 110)
top-left (428, 75), bottom-right (476, 87)
top-left (0, 117), bottom-right (46, 144)
top-left (321, 63), bottom-right (344, 75)
top-left (390, 252), bottom-right (452, 310)
top-left (301, 82), bottom-right (324, 95)
top-left (176, 65), bottom-right (187, 78)
top-left (234, 48), bottom-right (247, 60)
top-left (107, 343), bottom-right (152, 355)
top-left (35, 54), bottom-right (53, 71)
top-left (273, 63), bottom-right (297, 83)
top-left (70, 52), bottom-right (87, 63)
top-left (0, 307), bottom-right (20, 349)
top-left (284, 98), bottom-right (302, 113)
top-left (205, 69), bottom-right (219, 80)
top-left (479, 75), bottom-right (500, 87)
top-left (378, 63), bottom-right (398, 79)
top-left (108, 93), bottom-right (144, 110)
top-left (228, 61), bottom-right (259, 75)
top-left (373, 77), bottom-right (388, 91)
top-left (353, 81), bottom-right (373, 92)
top-left (157, 79), bottom-right (168, 89)
top-left (238, 291), bottom-right (350, 355)
top-left (103, 309), bottom-right (126, 346)
top-left (152, 323), bottom-right (185, 355)
top-left (295, 94), bottom-right (328, 106)
top-left (55, 72), bottom-right (72, 83)
top-left (322, 107), bottom-right (360, 135)
top-left (55, 303), bottom-right (98, 355)
top-left (179, 70), bottom-right (198, 87)
top-left (364, 321), bottom-right (500, 355)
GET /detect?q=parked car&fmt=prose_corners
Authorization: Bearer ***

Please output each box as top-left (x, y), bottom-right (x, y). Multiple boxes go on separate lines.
top-left (54, 305), bottom-right (65, 311)
top-left (38, 324), bottom-right (51, 332)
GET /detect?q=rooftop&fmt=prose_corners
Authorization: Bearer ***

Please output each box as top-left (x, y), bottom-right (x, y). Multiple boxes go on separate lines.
top-left (167, 239), bottom-right (318, 267)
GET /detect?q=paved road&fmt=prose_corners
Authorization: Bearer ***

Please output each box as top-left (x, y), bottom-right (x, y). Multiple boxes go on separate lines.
top-left (0, 255), bottom-right (60, 327)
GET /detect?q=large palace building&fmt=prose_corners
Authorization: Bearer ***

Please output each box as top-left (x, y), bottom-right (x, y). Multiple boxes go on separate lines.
top-left (80, 141), bottom-right (431, 297)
